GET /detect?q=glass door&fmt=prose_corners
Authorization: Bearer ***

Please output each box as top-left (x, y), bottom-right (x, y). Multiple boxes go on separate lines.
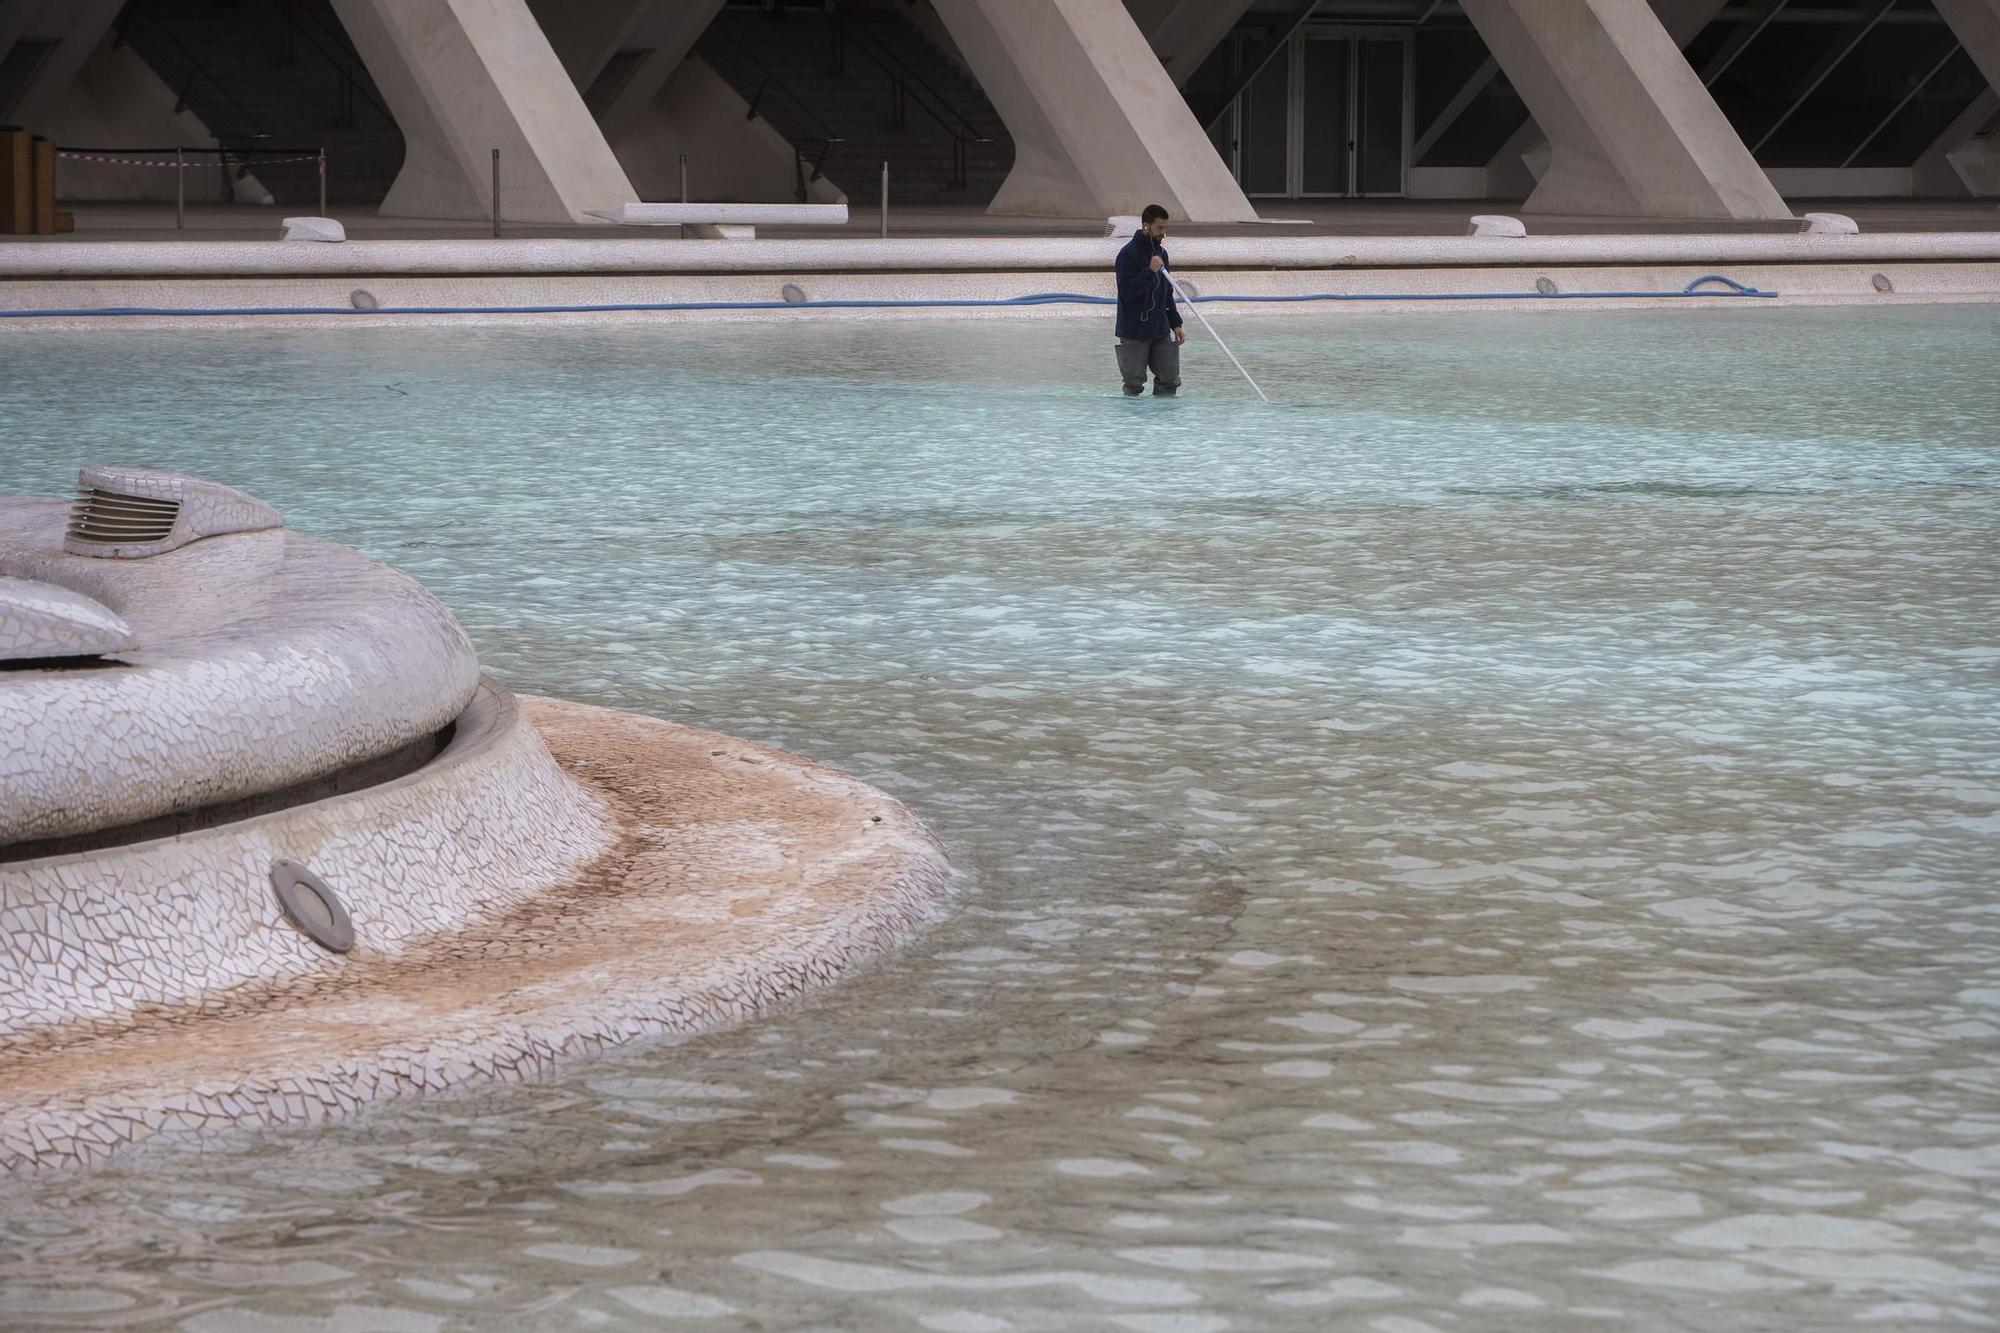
top-left (1230, 30), bottom-right (1408, 199)
top-left (1300, 37), bottom-right (1351, 195)
top-left (1354, 37), bottom-right (1406, 196)
top-left (1239, 45), bottom-right (1290, 197)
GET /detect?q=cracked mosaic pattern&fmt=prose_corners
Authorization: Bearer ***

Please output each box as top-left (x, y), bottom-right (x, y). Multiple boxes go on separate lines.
top-left (0, 679), bottom-right (607, 1056)
top-left (0, 308), bottom-right (1994, 1328)
top-left (0, 497), bottom-right (481, 843)
top-left (0, 696), bottom-right (950, 1172)
top-left (0, 575), bottom-right (134, 660)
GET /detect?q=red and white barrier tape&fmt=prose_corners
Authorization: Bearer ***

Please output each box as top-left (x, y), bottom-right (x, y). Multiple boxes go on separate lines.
top-left (58, 152), bottom-right (322, 167)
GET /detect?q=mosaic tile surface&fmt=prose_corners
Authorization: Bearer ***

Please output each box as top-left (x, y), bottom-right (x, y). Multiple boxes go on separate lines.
top-left (0, 497), bottom-right (480, 843)
top-left (0, 696), bottom-right (951, 1172)
top-left (0, 679), bottom-right (607, 1050)
top-left (0, 575), bottom-right (134, 660)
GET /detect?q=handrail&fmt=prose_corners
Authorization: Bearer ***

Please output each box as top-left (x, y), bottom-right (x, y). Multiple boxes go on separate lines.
top-left (113, 1), bottom-right (268, 146)
top-left (281, 0), bottom-right (394, 127)
top-left (831, 8), bottom-right (990, 146)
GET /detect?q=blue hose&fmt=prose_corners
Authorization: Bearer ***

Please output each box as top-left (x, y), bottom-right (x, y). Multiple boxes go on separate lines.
top-left (0, 274), bottom-right (1774, 319)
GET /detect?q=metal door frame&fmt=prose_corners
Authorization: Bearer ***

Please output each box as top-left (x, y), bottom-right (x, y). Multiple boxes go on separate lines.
top-left (1232, 28), bottom-right (1292, 198)
top-left (1232, 25), bottom-right (1412, 199)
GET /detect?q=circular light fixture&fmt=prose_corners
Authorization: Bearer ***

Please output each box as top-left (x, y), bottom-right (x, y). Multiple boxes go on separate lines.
top-left (1534, 276), bottom-right (1558, 296)
top-left (781, 283), bottom-right (808, 304)
top-left (271, 859), bottom-right (354, 953)
top-left (1870, 273), bottom-right (1894, 294)
top-left (351, 289), bottom-right (380, 311)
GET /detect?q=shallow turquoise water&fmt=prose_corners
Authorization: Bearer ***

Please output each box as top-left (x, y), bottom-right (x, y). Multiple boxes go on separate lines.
top-left (2, 306), bottom-right (1998, 1330)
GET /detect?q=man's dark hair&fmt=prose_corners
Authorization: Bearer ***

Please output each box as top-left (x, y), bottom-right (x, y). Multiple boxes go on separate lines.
top-left (1141, 204), bottom-right (1169, 225)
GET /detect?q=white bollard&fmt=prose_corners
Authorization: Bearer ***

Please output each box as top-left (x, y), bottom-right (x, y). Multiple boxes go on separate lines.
top-left (1801, 212), bottom-right (1860, 235)
top-left (280, 216), bottom-right (346, 242)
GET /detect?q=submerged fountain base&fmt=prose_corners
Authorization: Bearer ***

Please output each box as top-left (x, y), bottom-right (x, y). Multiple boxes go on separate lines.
top-left (0, 477), bottom-right (950, 1172)
top-left (0, 695), bottom-right (949, 1172)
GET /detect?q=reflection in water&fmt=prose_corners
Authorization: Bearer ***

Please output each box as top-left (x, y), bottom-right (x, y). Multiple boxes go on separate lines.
top-left (2, 307), bottom-right (1998, 1330)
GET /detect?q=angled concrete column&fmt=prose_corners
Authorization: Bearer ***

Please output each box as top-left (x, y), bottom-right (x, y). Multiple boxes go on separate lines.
top-left (527, 0), bottom-right (651, 89)
top-left (4, 0), bottom-right (124, 127)
top-left (1905, 2), bottom-right (2000, 197)
top-left (927, 0), bottom-right (1094, 216)
top-left (1915, 89), bottom-right (2000, 197)
top-left (330, 0), bottom-right (636, 222)
top-left (528, 1), bottom-right (789, 206)
top-left (605, 56), bottom-right (844, 204)
top-left (1132, 0), bottom-right (1254, 87)
top-left (1485, 0), bottom-right (1728, 203)
top-left (523, 0), bottom-right (720, 122)
top-left (1461, 0), bottom-right (1788, 219)
top-left (0, 0), bottom-right (275, 206)
top-left (931, 0), bottom-right (1255, 221)
top-left (0, 2), bottom-right (40, 66)
top-left (595, 0), bottom-right (725, 134)
top-left (1936, 0), bottom-right (2000, 92)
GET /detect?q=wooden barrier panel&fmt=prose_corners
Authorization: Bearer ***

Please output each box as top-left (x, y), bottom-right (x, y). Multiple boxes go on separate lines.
top-left (31, 138), bottom-right (56, 235)
top-left (0, 131), bottom-right (30, 236)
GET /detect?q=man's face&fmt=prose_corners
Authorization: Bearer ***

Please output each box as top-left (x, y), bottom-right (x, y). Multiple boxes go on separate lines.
top-left (1144, 216), bottom-right (1169, 241)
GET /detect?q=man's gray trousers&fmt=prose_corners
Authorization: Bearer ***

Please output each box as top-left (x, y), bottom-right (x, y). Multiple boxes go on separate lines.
top-left (1116, 337), bottom-right (1181, 396)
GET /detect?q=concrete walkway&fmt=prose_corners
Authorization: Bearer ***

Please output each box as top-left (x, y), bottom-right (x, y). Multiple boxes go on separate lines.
top-left (21, 197), bottom-right (2000, 243)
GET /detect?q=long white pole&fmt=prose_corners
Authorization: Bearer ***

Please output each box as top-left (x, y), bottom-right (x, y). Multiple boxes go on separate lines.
top-left (1162, 267), bottom-right (1268, 403)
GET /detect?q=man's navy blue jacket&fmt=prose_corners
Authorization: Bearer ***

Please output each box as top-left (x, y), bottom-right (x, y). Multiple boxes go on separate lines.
top-left (1114, 229), bottom-right (1183, 342)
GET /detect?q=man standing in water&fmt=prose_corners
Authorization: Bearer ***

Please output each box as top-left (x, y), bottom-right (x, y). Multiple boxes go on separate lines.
top-left (1114, 204), bottom-right (1187, 397)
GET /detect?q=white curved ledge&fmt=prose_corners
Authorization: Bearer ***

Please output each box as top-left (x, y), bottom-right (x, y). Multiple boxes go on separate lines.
top-left (0, 576), bottom-right (135, 660)
top-left (0, 692), bottom-right (951, 1172)
top-left (0, 495), bottom-right (480, 844)
top-left (0, 678), bottom-right (608, 1044)
top-left (1, 231), bottom-right (1997, 280)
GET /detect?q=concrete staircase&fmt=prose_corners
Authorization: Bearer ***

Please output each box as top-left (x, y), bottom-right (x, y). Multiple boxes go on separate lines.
top-left (115, 0), bottom-right (403, 207)
top-left (701, 5), bottom-right (1012, 208)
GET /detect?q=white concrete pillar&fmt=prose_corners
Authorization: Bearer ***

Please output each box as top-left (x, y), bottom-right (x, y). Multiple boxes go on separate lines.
top-left (926, 0), bottom-right (1095, 216)
top-left (528, 1), bottom-right (790, 207)
top-left (1486, 0), bottom-right (1728, 203)
top-left (0, 4), bottom-right (39, 67)
top-left (44, 40), bottom-right (273, 204)
top-left (931, 0), bottom-right (1255, 221)
top-left (526, 0), bottom-right (650, 89)
top-left (0, 0), bottom-right (275, 206)
top-left (596, 0), bottom-right (725, 134)
top-left (5, 0), bottom-right (125, 127)
top-left (606, 56), bottom-right (844, 205)
top-left (1936, 0), bottom-right (2000, 93)
top-left (1134, 0), bottom-right (1254, 88)
top-left (330, 0), bottom-right (636, 223)
top-left (1905, 2), bottom-right (2000, 198)
top-left (1914, 88), bottom-right (2000, 197)
top-left (1461, 0), bottom-right (1788, 219)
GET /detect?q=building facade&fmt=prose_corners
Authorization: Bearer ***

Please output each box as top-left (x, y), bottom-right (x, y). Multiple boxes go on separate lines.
top-left (1, 0), bottom-right (1996, 223)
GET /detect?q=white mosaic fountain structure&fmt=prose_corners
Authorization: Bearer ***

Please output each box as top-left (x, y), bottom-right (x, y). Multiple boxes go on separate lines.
top-left (0, 468), bottom-right (951, 1171)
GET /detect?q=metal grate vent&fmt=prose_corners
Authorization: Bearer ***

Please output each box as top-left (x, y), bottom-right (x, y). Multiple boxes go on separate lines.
top-left (66, 487), bottom-right (181, 546)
